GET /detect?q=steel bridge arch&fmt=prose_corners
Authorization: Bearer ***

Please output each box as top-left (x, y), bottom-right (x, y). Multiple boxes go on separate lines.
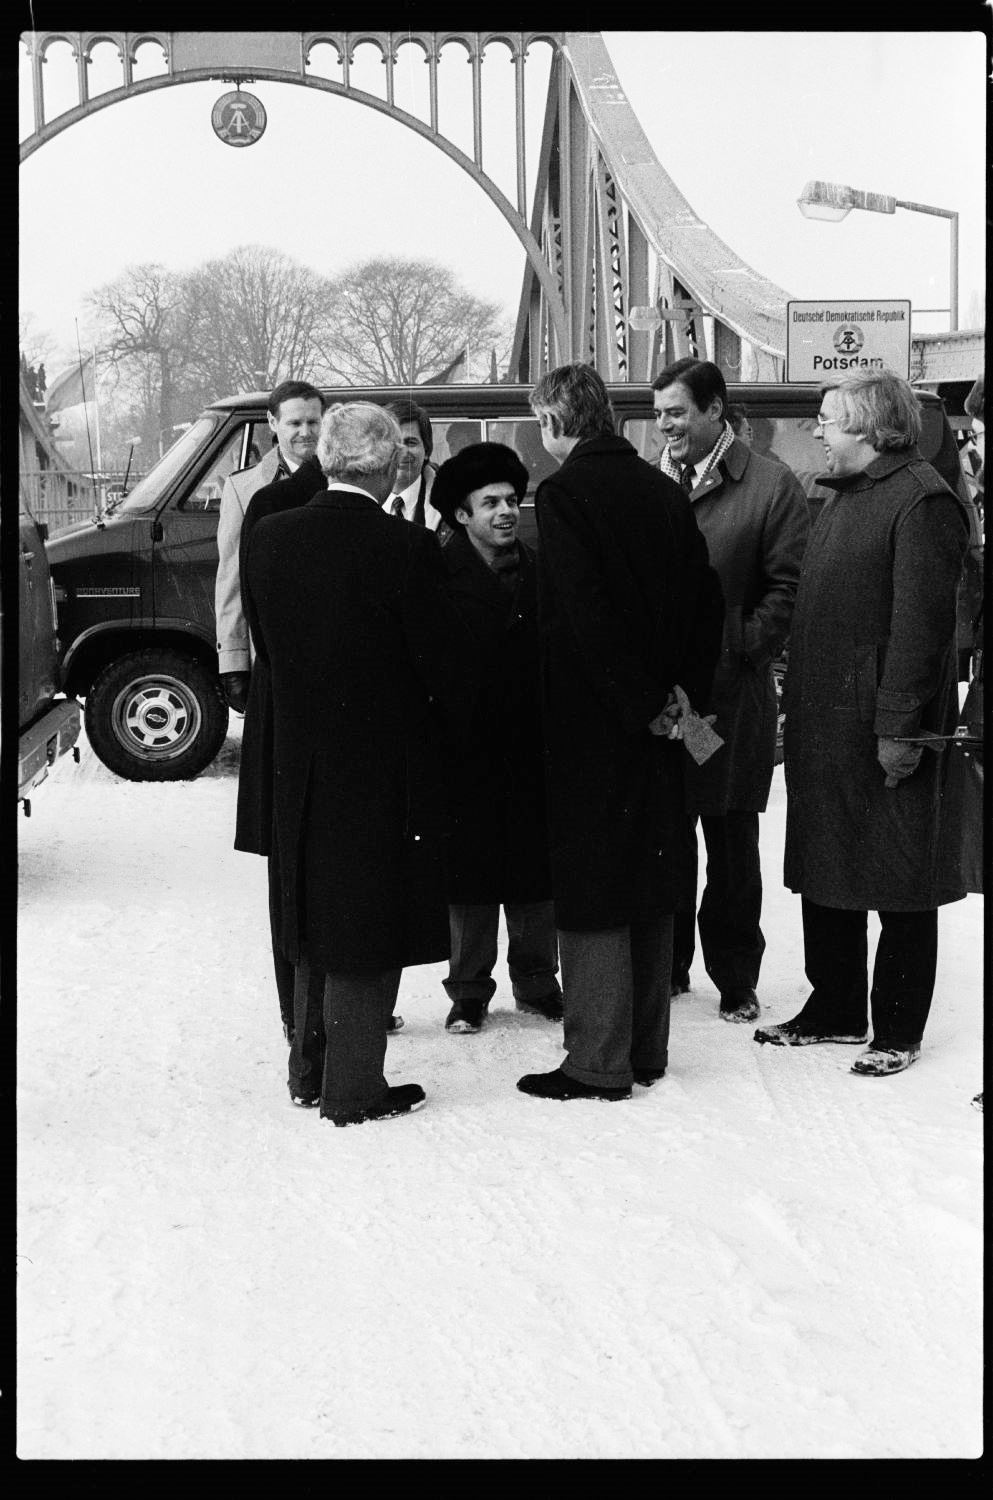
top-left (20, 29), bottom-right (572, 357)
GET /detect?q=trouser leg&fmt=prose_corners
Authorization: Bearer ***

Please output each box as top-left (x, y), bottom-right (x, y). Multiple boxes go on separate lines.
top-left (287, 957), bottom-right (327, 1101)
top-left (268, 856), bottom-right (295, 1033)
top-left (558, 926), bottom-right (634, 1089)
top-left (671, 815), bottom-right (698, 979)
top-left (697, 811), bottom-right (766, 991)
top-left (630, 915), bottom-right (673, 1071)
top-left (799, 898), bottom-right (870, 1033)
top-left (443, 904), bottom-right (499, 1004)
top-left (319, 968), bottom-right (402, 1118)
top-left (870, 909), bottom-right (938, 1049)
top-left (505, 900), bottom-right (561, 1002)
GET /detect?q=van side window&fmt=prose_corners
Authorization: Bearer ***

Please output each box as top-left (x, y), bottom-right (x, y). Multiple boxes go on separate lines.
top-left (484, 418), bottom-right (559, 501)
top-left (179, 424), bottom-right (253, 512)
top-left (432, 420), bottom-right (483, 465)
top-left (623, 418), bottom-right (663, 467)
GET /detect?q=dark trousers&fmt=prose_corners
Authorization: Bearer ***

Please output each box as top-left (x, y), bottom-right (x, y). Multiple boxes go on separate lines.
top-left (558, 917), bottom-right (673, 1089)
top-left (672, 811), bottom-right (765, 992)
top-left (443, 900), bottom-right (560, 1005)
top-left (799, 897), bottom-right (939, 1049)
top-left (290, 958), bottom-right (402, 1117)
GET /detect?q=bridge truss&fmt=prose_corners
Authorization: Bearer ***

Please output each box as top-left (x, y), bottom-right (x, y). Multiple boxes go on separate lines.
top-left (20, 28), bottom-right (980, 397)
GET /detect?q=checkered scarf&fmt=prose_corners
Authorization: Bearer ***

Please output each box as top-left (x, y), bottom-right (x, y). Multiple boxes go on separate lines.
top-left (659, 420), bottom-right (735, 488)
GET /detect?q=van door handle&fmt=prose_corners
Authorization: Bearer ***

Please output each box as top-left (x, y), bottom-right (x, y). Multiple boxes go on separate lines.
top-left (21, 549), bottom-right (34, 564)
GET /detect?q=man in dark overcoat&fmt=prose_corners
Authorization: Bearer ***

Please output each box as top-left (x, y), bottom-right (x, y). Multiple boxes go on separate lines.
top-left (755, 370), bottom-right (970, 1077)
top-left (653, 358), bottom-right (809, 1024)
top-left (429, 442), bottom-right (563, 1034)
top-left (235, 452), bottom-right (328, 1067)
top-left (241, 402), bottom-right (471, 1125)
top-left (517, 364), bottom-right (724, 1102)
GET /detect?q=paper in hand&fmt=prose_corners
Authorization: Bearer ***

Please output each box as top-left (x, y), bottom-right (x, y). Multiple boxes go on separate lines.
top-left (674, 685), bottom-right (724, 765)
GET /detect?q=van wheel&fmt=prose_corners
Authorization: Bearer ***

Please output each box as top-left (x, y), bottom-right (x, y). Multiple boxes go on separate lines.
top-left (85, 649), bottom-right (228, 781)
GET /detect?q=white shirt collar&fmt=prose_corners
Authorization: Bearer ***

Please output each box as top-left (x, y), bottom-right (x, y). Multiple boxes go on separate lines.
top-left (383, 475), bottom-right (421, 518)
top-left (326, 479), bottom-right (378, 502)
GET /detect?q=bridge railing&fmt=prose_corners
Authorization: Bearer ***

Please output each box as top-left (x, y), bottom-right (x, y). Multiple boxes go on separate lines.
top-left (20, 468), bottom-right (148, 536)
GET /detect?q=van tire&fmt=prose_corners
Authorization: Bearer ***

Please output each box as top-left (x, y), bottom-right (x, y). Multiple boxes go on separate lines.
top-left (85, 648), bottom-right (228, 781)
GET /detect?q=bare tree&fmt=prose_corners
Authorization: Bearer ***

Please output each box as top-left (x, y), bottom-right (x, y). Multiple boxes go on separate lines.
top-left (183, 245), bottom-right (333, 394)
top-left (19, 310), bottom-right (60, 370)
top-left (86, 263), bottom-right (194, 451)
top-left (315, 257), bottom-right (505, 384)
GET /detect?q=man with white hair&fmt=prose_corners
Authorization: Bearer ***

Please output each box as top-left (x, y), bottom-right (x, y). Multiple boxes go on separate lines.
top-left (241, 402), bottom-right (470, 1125)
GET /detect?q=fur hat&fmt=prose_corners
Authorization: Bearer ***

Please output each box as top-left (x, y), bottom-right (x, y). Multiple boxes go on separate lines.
top-left (430, 441), bottom-right (529, 529)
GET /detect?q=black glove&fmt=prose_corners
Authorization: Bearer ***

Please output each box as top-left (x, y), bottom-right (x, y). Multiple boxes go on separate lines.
top-left (877, 735), bottom-right (923, 788)
top-left (220, 670), bottom-right (251, 714)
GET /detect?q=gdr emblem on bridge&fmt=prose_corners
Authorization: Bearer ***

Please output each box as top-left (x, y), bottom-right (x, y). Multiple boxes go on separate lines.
top-left (210, 89), bottom-right (267, 147)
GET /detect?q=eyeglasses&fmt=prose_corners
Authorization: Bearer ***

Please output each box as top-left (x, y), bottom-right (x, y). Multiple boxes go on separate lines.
top-left (814, 415), bottom-right (839, 430)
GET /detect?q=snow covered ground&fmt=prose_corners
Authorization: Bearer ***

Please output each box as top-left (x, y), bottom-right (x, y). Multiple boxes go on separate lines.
top-left (17, 717), bottom-right (984, 1459)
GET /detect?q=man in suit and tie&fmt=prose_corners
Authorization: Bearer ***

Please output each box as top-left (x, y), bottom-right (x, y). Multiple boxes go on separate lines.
top-left (652, 358), bottom-right (808, 1024)
top-left (214, 379), bottom-right (326, 714)
top-left (380, 398), bottom-right (444, 532)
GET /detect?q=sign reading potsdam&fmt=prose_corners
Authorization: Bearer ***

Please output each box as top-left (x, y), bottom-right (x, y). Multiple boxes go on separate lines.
top-left (786, 300), bottom-right (912, 382)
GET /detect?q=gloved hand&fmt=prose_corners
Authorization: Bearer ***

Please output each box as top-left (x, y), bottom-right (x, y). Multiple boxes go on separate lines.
top-left (877, 736), bottom-right (923, 788)
top-left (648, 690), bottom-right (681, 738)
top-left (220, 670), bottom-right (251, 714)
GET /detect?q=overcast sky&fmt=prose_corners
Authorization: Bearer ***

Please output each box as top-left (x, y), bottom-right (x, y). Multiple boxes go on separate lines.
top-left (19, 28), bottom-right (987, 375)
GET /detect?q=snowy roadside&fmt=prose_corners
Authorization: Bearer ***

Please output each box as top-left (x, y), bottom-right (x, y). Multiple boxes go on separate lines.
top-left (17, 717), bottom-right (983, 1459)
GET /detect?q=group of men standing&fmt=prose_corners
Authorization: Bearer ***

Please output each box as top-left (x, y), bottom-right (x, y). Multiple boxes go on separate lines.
top-left (215, 358), bottom-right (971, 1126)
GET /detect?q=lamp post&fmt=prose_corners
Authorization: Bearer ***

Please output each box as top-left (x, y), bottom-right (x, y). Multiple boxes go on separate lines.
top-left (796, 179), bottom-right (959, 331)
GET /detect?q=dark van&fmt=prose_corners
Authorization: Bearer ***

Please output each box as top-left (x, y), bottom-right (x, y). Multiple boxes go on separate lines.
top-left (14, 500), bottom-right (81, 809)
top-left (46, 382), bottom-right (975, 782)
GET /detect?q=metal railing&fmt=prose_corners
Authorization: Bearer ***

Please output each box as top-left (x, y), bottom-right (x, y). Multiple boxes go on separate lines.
top-left (20, 468), bottom-right (148, 536)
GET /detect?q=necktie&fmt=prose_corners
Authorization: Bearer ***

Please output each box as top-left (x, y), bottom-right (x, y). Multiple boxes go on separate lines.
top-left (390, 495), bottom-right (405, 518)
top-left (679, 464), bottom-right (695, 494)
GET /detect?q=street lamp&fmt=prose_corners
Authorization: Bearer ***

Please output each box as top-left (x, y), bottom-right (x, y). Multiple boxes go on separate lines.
top-left (796, 179), bottom-right (959, 331)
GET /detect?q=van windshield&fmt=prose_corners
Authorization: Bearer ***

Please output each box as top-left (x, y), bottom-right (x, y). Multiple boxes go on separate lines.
top-left (116, 417), bottom-right (221, 514)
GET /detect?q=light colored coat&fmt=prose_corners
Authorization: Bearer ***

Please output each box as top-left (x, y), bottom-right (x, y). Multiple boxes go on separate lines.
top-left (215, 446), bottom-right (284, 672)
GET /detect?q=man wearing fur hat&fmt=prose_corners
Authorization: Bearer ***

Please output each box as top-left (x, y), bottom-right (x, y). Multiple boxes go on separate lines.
top-left (430, 442), bottom-right (563, 1034)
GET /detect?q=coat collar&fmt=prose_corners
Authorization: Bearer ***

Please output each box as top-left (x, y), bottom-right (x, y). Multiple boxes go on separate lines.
top-left (685, 434), bottom-right (750, 498)
top-left (815, 446), bottom-right (922, 492)
top-left (446, 527), bottom-right (532, 584)
top-left (562, 433), bottom-right (638, 464)
top-left (307, 485), bottom-right (382, 511)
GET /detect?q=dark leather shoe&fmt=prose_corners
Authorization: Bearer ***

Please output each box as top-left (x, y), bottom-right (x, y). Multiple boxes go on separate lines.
top-left (719, 988), bottom-right (760, 1023)
top-left (850, 1043), bottom-right (920, 1076)
top-left (445, 999), bottom-right (488, 1033)
top-left (327, 1083), bottom-right (426, 1127)
top-left (754, 1013), bottom-right (868, 1046)
top-left (670, 968), bottom-right (691, 997)
top-left (633, 1067), bottom-right (666, 1087)
top-left (290, 1092), bottom-right (320, 1108)
top-left (515, 991), bottom-right (564, 1021)
top-left (386, 1014), bottom-right (404, 1035)
top-left (516, 1067), bottom-right (630, 1101)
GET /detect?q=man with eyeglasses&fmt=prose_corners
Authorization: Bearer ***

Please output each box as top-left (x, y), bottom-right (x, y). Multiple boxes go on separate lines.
top-left (652, 358), bottom-right (809, 1025)
top-left (756, 370), bottom-right (971, 1077)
